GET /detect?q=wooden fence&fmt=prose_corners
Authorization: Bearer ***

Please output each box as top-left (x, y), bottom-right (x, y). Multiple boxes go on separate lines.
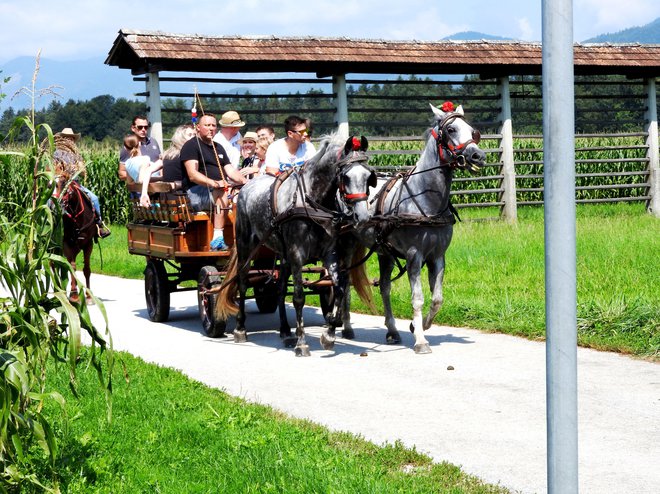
top-left (135, 74), bottom-right (660, 219)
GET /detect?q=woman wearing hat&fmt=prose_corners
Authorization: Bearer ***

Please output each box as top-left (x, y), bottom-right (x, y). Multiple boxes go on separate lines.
top-left (239, 132), bottom-right (269, 178)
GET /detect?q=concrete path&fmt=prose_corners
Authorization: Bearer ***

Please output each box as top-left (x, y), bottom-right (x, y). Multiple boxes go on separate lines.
top-left (85, 273), bottom-right (658, 494)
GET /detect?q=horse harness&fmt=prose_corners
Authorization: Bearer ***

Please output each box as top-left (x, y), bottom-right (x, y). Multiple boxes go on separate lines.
top-left (56, 179), bottom-right (97, 243)
top-left (363, 113), bottom-right (478, 263)
top-left (270, 152), bottom-right (373, 237)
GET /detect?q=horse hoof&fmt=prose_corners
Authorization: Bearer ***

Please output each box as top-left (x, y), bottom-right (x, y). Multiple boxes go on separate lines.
top-left (233, 330), bottom-right (248, 343)
top-left (283, 336), bottom-right (297, 348)
top-left (280, 329), bottom-right (292, 339)
top-left (320, 332), bottom-right (335, 351)
top-left (342, 328), bottom-right (355, 340)
top-left (386, 333), bottom-right (401, 345)
top-left (295, 345), bottom-right (311, 357)
top-left (414, 343), bottom-right (432, 354)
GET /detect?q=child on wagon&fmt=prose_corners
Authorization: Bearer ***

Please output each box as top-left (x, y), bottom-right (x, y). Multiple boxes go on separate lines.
top-left (123, 134), bottom-right (164, 207)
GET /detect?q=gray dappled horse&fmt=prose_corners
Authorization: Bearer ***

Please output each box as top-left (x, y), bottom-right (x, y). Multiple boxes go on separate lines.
top-left (347, 103), bottom-right (486, 354)
top-left (216, 134), bottom-right (377, 356)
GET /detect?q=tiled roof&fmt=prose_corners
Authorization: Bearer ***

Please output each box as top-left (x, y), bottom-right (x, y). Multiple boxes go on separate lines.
top-left (105, 29), bottom-right (660, 77)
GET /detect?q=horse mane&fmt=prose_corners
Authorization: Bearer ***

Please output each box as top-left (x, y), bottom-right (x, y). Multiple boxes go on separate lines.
top-left (300, 132), bottom-right (347, 201)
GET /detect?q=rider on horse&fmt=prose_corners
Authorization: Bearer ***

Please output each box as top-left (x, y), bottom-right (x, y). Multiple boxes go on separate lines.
top-left (50, 128), bottom-right (111, 239)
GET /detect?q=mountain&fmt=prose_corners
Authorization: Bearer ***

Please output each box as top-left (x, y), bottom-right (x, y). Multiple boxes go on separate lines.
top-left (0, 56), bottom-right (139, 112)
top-left (442, 31), bottom-right (516, 41)
top-left (2, 20), bottom-right (658, 112)
top-left (582, 17), bottom-right (660, 43)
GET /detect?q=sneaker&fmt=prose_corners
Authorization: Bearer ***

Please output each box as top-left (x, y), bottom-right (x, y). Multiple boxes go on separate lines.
top-left (210, 236), bottom-right (227, 251)
top-left (97, 223), bottom-right (112, 239)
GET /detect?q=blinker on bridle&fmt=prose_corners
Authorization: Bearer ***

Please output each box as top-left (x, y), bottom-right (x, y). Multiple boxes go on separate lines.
top-left (337, 157), bottom-right (373, 204)
top-left (430, 113), bottom-right (481, 168)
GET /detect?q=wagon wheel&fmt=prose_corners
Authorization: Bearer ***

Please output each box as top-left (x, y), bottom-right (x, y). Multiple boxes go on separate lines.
top-left (254, 282), bottom-right (279, 313)
top-left (252, 257), bottom-right (279, 314)
top-left (197, 265), bottom-right (227, 338)
top-left (144, 260), bottom-right (170, 322)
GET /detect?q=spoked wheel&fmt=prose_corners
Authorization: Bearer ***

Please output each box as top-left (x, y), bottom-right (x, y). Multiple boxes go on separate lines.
top-left (144, 260), bottom-right (170, 322)
top-left (254, 282), bottom-right (279, 313)
top-left (198, 265), bottom-right (227, 338)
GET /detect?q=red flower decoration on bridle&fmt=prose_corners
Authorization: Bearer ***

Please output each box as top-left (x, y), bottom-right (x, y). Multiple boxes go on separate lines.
top-left (441, 101), bottom-right (455, 112)
top-left (352, 137), bottom-right (361, 150)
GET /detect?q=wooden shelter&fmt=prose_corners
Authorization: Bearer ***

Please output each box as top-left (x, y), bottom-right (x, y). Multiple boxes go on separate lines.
top-left (105, 30), bottom-right (660, 218)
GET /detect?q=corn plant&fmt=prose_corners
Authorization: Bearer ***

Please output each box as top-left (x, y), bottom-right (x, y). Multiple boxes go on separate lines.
top-left (0, 115), bottom-right (113, 491)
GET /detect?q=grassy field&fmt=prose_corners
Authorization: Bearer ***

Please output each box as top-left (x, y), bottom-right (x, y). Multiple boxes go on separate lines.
top-left (89, 203), bottom-right (659, 359)
top-left (26, 349), bottom-right (507, 494)
top-left (22, 203), bottom-right (656, 492)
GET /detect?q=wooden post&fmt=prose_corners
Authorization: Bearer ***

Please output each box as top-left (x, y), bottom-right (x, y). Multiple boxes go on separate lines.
top-left (498, 76), bottom-right (517, 223)
top-left (333, 74), bottom-right (349, 139)
top-left (645, 78), bottom-right (660, 217)
top-left (146, 71), bottom-right (163, 152)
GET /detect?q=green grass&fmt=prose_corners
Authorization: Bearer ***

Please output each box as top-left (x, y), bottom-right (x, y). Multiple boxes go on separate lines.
top-left (89, 204), bottom-right (659, 359)
top-left (25, 349), bottom-right (507, 494)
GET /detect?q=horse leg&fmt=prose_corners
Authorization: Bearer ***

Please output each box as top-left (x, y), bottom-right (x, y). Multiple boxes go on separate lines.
top-left (290, 261), bottom-right (310, 357)
top-left (340, 288), bottom-right (354, 340)
top-left (278, 261), bottom-right (294, 343)
top-left (67, 252), bottom-right (80, 304)
top-left (320, 248), bottom-right (342, 351)
top-left (423, 256), bottom-right (445, 331)
top-left (378, 254), bottom-right (401, 344)
top-left (233, 261), bottom-right (249, 343)
top-left (83, 243), bottom-right (94, 305)
top-left (407, 255), bottom-right (431, 354)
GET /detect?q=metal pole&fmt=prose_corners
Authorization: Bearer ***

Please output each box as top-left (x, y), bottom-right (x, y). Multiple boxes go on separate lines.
top-left (645, 78), bottom-right (660, 217)
top-left (498, 76), bottom-right (518, 223)
top-left (333, 74), bottom-right (349, 139)
top-left (146, 71), bottom-right (163, 152)
top-left (542, 1), bottom-right (579, 493)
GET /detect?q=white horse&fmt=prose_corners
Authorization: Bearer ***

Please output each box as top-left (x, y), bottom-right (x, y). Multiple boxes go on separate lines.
top-left (347, 103), bottom-right (486, 353)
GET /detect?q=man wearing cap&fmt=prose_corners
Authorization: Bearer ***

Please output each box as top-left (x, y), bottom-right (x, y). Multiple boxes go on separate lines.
top-left (180, 113), bottom-right (246, 250)
top-left (118, 115), bottom-right (162, 182)
top-left (212, 110), bottom-right (244, 169)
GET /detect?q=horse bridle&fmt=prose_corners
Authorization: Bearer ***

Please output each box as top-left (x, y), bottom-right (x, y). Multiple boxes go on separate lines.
top-left (430, 112), bottom-right (481, 169)
top-left (336, 152), bottom-right (376, 205)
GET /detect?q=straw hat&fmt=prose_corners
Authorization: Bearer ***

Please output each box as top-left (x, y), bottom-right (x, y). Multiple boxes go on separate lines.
top-left (57, 128), bottom-right (81, 140)
top-left (219, 110), bottom-right (245, 127)
top-left (239, 131), bottom-right (258, 144)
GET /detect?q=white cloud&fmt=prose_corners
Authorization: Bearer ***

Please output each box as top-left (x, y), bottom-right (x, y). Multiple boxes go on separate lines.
top-left (576, 0), bottom-right (660, 35)
top-left (517, 17), bottom-right (535, 41)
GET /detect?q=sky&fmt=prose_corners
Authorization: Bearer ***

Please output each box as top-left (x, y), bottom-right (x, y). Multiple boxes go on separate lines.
top-left (1, 0), bottom-right (660, 65)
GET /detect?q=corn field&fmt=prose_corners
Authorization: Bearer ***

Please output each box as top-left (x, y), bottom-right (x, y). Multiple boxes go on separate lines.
top-left (0, 135), bottom-right (654, 224)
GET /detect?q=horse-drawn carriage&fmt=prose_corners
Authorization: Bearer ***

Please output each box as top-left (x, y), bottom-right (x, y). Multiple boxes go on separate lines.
top-left (123, 104), bottom-right (486, 355)
top-left (125, 180), bottom-right (335, 338)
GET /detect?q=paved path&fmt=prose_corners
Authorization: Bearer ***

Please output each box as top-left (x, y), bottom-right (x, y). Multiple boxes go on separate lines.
top-left (86, 273), bottom-right (658, 494)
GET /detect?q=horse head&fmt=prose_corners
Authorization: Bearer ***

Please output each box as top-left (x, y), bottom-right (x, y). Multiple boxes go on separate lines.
top-left (429, 102), bottom-right (486, 174)
top-left (335, 136), bottom-right (377, 227)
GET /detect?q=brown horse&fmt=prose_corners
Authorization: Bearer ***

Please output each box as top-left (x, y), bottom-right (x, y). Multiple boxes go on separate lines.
top-left (53, 175), bottom-right (98, 304)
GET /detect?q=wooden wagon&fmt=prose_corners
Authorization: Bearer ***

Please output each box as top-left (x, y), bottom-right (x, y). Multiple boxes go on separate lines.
top-left (126, 182), bottom-right (333, 337)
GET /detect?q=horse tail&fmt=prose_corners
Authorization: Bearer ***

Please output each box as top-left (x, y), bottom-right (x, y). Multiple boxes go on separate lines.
top-left (349, 245), bottom-right (376, 312)
top-left (213, 245), bottom-right (240, 319)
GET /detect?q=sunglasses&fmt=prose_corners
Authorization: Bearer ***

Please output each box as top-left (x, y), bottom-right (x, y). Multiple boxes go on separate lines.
top-left (135, 125), bottom-right (150, 130)
top-left (291, 129), bottom-right (308, 136)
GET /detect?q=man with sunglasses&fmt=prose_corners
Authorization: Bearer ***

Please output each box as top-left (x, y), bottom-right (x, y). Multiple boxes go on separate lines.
top-left (118, 115), bottom-right (162, 182)
top-left (263, 115), bottom-right (316, 176)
